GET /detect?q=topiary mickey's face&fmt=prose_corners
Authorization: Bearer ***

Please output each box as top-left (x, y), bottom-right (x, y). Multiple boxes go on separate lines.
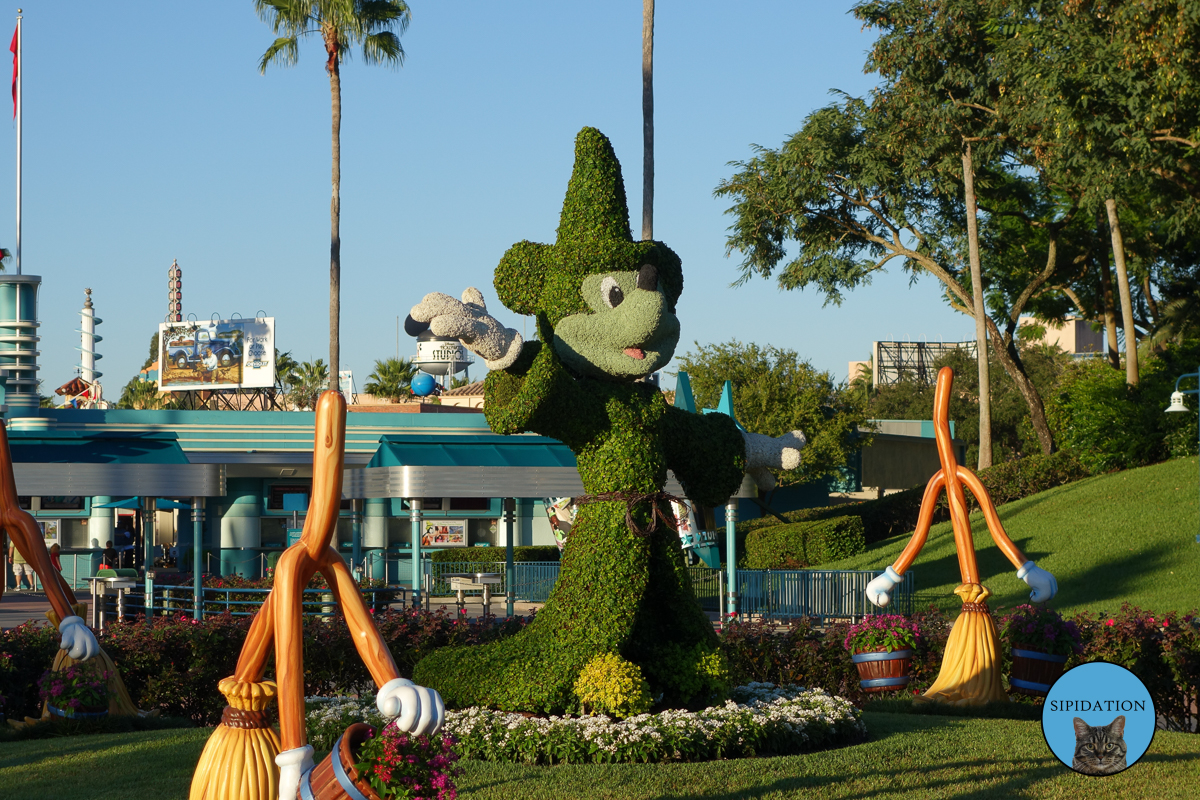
top-left (494, 127), bottom-right (685, 383)
top-left (553, 264), bottom-right (681, 380)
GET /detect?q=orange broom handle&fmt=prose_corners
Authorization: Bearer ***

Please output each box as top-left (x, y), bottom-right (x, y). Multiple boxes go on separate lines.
top-left (932, 367), bottom-right (980, 584)
top-left (956, 466), bottom-right (1028, 570)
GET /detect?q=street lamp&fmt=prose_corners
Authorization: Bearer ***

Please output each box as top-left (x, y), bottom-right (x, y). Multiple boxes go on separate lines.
top-left (1164, 370), bottom-right (1199, 543)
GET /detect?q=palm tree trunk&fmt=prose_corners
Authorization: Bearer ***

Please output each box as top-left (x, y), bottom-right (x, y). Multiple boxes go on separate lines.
top-left (328, 46), bottom-right (342, 393)
top-left (1096, 209), bottom-right (1120, 369)
top-left (962, 143), bottom-right (992, 469)
top-left (641, 0), bottom-right (654, 242)
top-left (1105, 198), bottom-right (1138, 385)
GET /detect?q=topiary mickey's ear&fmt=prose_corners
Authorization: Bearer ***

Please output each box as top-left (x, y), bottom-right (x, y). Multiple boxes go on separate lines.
top-left (494, 240), bottom-right (551, 316)
top-left (556, 127), bottom-right (633, 247)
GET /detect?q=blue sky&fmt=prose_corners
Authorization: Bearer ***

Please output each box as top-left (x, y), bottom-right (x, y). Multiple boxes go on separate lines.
top-left (1, 1), bottom-right (974, 401)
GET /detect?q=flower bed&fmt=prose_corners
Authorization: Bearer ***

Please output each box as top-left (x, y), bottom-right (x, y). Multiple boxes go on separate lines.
top-left (443, 684), bottom-right (865, 765)
top-left (307, 684), bottom-right (864, 766)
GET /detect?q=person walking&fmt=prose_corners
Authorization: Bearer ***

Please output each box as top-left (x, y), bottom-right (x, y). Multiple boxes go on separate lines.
top-left (9, 536), bottom-right (35, 591)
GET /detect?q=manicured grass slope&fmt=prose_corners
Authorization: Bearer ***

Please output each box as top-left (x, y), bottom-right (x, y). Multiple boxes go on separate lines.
top-left (3, 715), bottom-right (1199, 800)
top-left (825, 456), bottom-right (1200, 617)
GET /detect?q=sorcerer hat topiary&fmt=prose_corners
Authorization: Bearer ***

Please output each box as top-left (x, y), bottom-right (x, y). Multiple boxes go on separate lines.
top-left (493, 127), bottom-right (684, 326)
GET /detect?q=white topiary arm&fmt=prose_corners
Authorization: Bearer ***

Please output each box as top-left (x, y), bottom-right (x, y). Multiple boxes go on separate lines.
top-left (409, 288), bottom-right (524, 371)
top-left (742, 430), bottom-right (806, 491)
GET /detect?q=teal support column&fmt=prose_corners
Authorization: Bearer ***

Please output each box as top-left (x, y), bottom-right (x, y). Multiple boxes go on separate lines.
top-left (409, 499), bottom-right (423, 607)
top-left (351, 499), bottom-right (362, 576)
top-left (192, 497), bottom-right (205, 620)
top-left (220, 478), bottom-right (262, 577)
top-left (143, 497), bottom-right (156, 620)
top-left (504, 498), bottom-right (516, 617)
top-left (725, 498), bottom-right (738, 621)
top-left (88, 496), bottom-right (112, 575)
top-left (363, 498), bottom-right (388, 580)
top-left (0, 274), bottom-right (42, 423)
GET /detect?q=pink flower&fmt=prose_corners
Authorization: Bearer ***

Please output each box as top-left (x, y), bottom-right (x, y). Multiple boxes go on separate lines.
top-left (1106, 619), bottom-right (1115, 626)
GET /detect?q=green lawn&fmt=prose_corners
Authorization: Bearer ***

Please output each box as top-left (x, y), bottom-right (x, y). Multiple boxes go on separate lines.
top-left (3, 713), bottom-right (1198, 799)
top-left (825, 456), bottom-right (1200, 617)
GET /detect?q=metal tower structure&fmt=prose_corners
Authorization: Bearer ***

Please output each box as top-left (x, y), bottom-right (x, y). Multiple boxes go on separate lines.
top-left (77, 287), bottom-right (103, 397)
top-left (167, 259), bottom-right (182, 322)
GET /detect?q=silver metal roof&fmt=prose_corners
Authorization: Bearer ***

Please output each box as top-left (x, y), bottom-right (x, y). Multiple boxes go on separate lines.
top-left (13, 463), bottom-right (226, 497)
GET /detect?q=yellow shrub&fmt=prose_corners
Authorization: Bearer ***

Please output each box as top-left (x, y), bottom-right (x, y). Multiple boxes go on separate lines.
top-left (573, 653), bottom-right (653, 718)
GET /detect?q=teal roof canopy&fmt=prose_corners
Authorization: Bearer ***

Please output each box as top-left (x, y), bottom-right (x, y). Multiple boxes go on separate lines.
top-left (93, 497), bottom-right (192, 510)
top-left (367, 435), bottom-right (576, 469)
top-left (8, 431), bottom-right (190, 465)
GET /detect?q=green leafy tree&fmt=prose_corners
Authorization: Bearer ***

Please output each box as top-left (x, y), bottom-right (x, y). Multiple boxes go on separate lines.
top-left (715, 97), bottom-right (1073, 456)
top-left (363, 357), bottom-right (416, 401)
top-left (118, 332), bottom-right (162, 408)
top-left (255, 0), bottom-right (411, 391)
top-left (673, 340), bottom-right (869, 484)
top-left (117, 380), bottom-right (175, 410)
top-left (274, 349), bottom-right (300, 393)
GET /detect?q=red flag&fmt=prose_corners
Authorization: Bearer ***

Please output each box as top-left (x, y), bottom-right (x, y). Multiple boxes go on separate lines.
top-left (9, 27), bottom-right (16, 119)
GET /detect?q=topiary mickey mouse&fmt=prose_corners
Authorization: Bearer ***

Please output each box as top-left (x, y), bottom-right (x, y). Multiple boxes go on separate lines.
top-left (408, 127), bottom-right (804, 713)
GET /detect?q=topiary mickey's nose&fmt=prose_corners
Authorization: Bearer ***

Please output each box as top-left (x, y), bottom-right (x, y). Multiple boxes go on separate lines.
top-left (637, 263), bottom-right (657, 292)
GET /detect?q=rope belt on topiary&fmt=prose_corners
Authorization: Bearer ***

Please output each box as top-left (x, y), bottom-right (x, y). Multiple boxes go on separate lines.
top-left (960, 602), bottom-right (990, 614)
top-left (575, 490), bottom-right (686, 536)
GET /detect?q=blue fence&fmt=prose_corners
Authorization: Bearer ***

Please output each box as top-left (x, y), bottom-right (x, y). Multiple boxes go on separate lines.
top-left (83, 561), bottom-right (913, 624)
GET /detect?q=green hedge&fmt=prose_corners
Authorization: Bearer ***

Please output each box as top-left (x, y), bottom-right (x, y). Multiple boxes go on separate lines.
top-left (738, 450), bottom-right (1091, 550)
top-left (430, 546), bottom-right (560, 564)
top-left (744, 517), bottom-right (866, 569)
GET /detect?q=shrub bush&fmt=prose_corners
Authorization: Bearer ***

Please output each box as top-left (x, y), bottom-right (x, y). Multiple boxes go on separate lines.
top-left (430, 546), bottom-right (560, 564)
top-left (1048, 345), bottom-right (1200, 472)
top-left (574, 652), bottom-right (652, 717)
top-left (743, 517), bottom-right (866, 568)
top-left (0, 623), bottom-right (59, 720)
top-left (94, 608), bottom-right (533, 725)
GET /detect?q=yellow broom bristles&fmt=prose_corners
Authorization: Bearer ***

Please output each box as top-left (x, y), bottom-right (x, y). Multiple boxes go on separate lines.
top-left (916, 583), bottom-right (1008, 706)
top-left (189, 678), bottom-right (281, 800)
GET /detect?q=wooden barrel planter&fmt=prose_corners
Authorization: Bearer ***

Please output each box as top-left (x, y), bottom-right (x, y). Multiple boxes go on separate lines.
top-left (47, 704), bottom-right (108, 721)
top-left (1009, 648), bottom-right (1068, 697)
top-left (851, 648), bottom-right (913, 692)
top-left (298, 722), bottom-right (380, 800)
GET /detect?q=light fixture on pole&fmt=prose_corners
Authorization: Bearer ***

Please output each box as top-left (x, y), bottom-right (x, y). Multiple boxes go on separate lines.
top-left (1164, 370), bottom-right (1199, 543)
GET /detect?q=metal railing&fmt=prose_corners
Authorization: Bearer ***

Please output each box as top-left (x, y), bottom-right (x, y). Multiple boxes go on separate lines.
top-left (735, 568), bottom-right (915, 622)
top-left (426, 561), bottom-right (560, 603)
top-left (100, 583), bottom-right (406, 620)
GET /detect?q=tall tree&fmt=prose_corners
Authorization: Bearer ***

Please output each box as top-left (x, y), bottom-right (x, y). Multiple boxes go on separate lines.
top-left (641, 0), bottom-right (654, 241)
top-left (856, 0), bottom-right (1004, 467)
top-left (364, 356), bottom-right (416, 401)
top-left (715, 98), bottom-right (1072, 455)
top-left (255, 0), bottom-right (411, 391)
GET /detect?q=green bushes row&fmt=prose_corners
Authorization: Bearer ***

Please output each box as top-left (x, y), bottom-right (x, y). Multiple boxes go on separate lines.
top-left (0, 609), bottom-right (531, 725)
top-left (744, 517), bottom-right (866, 569)
top-left (717, 604), bottom-right (1200, 729)
top-left (738, 449), bottom-right (1091, 560)
top-left (430, 545), bottom-right (560, 563)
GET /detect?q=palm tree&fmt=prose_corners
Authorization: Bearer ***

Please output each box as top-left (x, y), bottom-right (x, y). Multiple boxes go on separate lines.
top-left (364, 356), bottom-right (416, 402)
top-left (290, 358), bottom-right (330, 410)
top-left (118, 380), bottom-right (175, 410)
top-left (275, 348), bottom-right (300, 394)
top-left (255, 0), bottom-right (411, 392)
top-left (641, 0), bottom-right (654, 241)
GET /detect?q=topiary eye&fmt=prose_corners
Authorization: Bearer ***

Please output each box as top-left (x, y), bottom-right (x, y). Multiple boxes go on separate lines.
top-left (600, 276), bottom-right (624, 309)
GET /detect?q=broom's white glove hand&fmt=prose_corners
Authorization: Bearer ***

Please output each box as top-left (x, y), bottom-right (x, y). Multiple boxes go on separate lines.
top-left (377, 678), bottom-right (446, 737)
top-left (743, 430), bottom-right (806, 491)
top-left (276, 745), bottom-right (314, 800)
top-left (866, 566), bottom-right (903, 608)
top-left (58, 616), bottom-right (99, 661)
top-left (409, 288), bottom-right (523, 371)
top-left (1017, 561), bottom-right (1058, 603)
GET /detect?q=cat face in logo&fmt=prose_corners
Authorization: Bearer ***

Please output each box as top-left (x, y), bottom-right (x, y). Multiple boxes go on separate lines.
top-left (1071, 715), bottom-right (1127, 775)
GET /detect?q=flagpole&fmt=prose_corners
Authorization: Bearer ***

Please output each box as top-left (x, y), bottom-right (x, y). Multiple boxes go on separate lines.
top-left (14, 8), bottom-right (20, 275)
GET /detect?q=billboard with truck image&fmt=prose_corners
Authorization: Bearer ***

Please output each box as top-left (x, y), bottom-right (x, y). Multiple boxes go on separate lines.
top-left (158, 317), bottom-right (275, 391)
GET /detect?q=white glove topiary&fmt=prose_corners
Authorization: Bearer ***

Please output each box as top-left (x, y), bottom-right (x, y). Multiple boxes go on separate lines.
top-left (376, 677), bottom-right (446, 737)
top-left (1017, 560), bottom-right (1058, 603)
top-left (275, 745), bottom-right (314, 800)
top-left (409, 288), bottom-right (524, 371)
top-left (58, 616), bottom-right (99, 661)
top-left (865, 566), bottom-right (903, 608)
top-left (743, 430), bottom-right (806, 491)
